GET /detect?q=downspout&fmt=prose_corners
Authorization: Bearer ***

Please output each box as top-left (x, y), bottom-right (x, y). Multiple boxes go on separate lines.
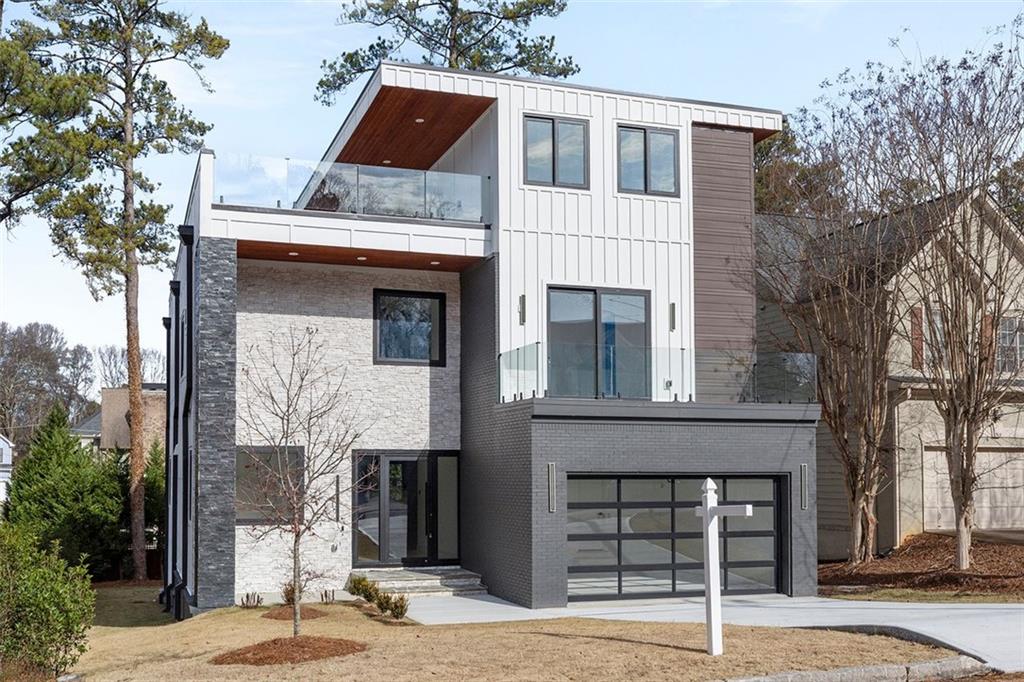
top-left (169, 281), bottom-right (181, 618)
top-left (161, 315), bottom-right (172, 610)
top-left (179, 224), bottom-right (196, 609)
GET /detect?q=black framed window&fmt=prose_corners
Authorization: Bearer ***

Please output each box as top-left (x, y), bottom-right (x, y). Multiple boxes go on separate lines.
top-left (617, 125), bottom-right (679, 196)
top-left (235, 446), bottom-right (304, 525)
top-left (373, 289), bottom-right (446, 366)
top-left (547, 287), bottom-right (650, 399)
top-left (524, 115), bottom-right (589, 189)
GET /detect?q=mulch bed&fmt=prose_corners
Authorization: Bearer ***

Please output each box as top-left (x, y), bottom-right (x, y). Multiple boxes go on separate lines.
top-left (209, 635), bottom-right (367, 666)
top-left (819, 532), bottom-right (1024, 592)
top-left (261, 605), bottom-right (327, 620)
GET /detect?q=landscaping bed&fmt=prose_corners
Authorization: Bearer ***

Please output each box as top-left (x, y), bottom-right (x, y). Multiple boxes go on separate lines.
top-left (820, 532), bottom-right (1024, 600)
top-left (73, 585), bottom-right (958, 681)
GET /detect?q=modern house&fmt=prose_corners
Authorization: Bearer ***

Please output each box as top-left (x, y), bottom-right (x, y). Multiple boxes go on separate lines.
top-left (757, 194), bottom-right (1024, 561)
top-left (162, 62), bottom-right (820, 618)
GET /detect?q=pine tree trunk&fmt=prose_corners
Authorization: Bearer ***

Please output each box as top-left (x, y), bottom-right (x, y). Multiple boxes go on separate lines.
top-left (292, 534), bottom-right (302, 638)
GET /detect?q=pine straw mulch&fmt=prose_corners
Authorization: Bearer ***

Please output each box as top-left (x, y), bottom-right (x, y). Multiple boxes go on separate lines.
top-left (209, 635), bottom-right (367, 666)
top-left (819, 532), bottom-right (1024, 593)
top-left (261, 605), bottom-right (327, 620)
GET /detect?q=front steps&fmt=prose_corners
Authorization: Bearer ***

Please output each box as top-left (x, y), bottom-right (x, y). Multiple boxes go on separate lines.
top-left (350, 566), bottom-right (487, 597)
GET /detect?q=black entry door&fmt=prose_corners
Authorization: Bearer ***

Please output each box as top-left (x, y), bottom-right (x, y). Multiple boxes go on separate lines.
top-left (354, 451), bottom-right (459, 567)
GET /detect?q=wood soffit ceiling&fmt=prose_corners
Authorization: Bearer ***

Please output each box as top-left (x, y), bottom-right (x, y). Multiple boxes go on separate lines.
top-left (336, 86), bottom-right (495, 170)
top-left (236, 240), bottom-right (480, 272)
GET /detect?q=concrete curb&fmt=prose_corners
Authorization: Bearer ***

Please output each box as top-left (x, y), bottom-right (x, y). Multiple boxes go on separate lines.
top-left (726, 655), bottom-right (990, 682)
top-left (800, 624), bottom-right (986, 663)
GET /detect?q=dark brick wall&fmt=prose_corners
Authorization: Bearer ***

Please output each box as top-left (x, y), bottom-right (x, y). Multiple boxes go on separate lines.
top-left (194, 236), bottom-right (237, 608)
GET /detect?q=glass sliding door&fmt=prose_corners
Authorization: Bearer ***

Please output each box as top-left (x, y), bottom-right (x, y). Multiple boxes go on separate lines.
top-left (547, 287), bottom-right (650, 398)
top-left (353, 451), bottom-right (459, 567)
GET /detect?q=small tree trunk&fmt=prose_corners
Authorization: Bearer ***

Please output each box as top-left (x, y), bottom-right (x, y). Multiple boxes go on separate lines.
top-left (860, 498), bottom-right (877, 564)
top-left (954, 501), bottom-right (973, 571)
top-left (292, 533), bottom-right (302, 637)
top-left (846, 498), bottom-right (865, 567)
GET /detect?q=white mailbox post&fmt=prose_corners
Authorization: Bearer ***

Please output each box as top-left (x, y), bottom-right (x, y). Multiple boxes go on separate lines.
top-left (695, 477), bottom-right (752, 656)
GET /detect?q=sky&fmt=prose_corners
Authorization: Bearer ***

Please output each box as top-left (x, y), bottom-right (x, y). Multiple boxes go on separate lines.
top-left (1, 0), bottom-right (1021, 355)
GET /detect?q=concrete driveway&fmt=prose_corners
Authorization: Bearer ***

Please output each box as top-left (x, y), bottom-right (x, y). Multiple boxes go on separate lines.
top-left (408, 593), bottom-right (1024, 672)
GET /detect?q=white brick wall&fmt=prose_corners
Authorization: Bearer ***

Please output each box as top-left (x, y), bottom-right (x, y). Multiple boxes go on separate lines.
top-left (232, 259), bottom-right (461, 600)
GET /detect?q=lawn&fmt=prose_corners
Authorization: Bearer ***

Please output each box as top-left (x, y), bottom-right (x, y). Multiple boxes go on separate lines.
top-left (75, 585), bottom-right (955, 681)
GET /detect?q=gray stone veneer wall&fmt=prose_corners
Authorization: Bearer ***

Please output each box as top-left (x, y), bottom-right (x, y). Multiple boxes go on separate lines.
top-left (194, 236), bottom-right (237, 608)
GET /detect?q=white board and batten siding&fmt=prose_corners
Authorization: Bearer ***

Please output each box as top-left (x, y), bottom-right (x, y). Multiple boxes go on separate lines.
top-left (382, 62), bottom-right (782, 402)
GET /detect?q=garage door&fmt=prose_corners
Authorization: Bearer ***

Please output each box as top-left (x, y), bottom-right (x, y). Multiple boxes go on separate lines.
top-left (567, 475), bottom-right (782, 601)
top-left (924, 449), bottom-right (1024, 530)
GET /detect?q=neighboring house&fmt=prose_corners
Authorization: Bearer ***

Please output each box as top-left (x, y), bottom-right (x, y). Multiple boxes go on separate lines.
top-left (757, 193), bottom-right (1024, 562)
top-left (71, 410), bottom-right (102, 450)
top-left (100, 384), bottom-right (167, 452)
top-left (0, 434), bottom-right (12, 509)
top-left (162, 62), bottom-right (821, 618)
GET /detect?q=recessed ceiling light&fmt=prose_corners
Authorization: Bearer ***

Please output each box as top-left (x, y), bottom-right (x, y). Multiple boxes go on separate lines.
top-left (382, 159), bottom-right (392, 165)
top-left (288, 251), bottom-right (299, 256)
top-left (356, 256), bottom-right (367, 261)
top-left (414, 118), bottom-right (425, 124)
top-left (429, 261), bottom-right (440, 266)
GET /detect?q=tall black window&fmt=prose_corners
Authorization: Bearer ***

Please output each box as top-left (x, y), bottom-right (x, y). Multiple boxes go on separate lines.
top-left (547, 287), bottom-right (650, 399)
top-left (374, 290), bottom-right (446, 366)
top-left (617, 125), bottom-right (679, 196)
top-left (524, 115), bottom-right (588, 189)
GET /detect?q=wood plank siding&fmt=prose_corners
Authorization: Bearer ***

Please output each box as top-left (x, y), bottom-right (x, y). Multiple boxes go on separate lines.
top-left (691, 126), bottom-right (756, 402)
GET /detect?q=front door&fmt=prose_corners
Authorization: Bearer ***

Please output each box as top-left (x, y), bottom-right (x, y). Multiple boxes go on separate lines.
top-left (354, 451), bottom-right (459, 567)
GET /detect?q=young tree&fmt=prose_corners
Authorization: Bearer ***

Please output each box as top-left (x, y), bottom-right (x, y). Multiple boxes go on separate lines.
top-left (236, 326), bottom-right (373, 637)
top-left (10, 0), bottom-right (228, 581)
top-left (316, 0), bottom-right (578, 102)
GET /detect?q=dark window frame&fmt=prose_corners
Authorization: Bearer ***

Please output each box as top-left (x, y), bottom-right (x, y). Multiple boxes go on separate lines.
top-left (234, 445), bottom-right (306, 526)
top-left (616, 124), bottom-right (681, 197)
top-left (523, 114), bottom-right (590, 190)
top-left (372, 289), bottom-right (447, 367)
top-left (546, 285), bottom-right (652, 399)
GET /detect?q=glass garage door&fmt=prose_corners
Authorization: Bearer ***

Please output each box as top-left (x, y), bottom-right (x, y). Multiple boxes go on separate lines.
top-left (567, 476), bottom-right (781, 601)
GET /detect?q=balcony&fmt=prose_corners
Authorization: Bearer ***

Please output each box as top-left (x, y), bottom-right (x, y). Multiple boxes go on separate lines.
top-left (498, 345), bottom-right (816, 405)
top-left (214, 154), bottom-right (488, 224)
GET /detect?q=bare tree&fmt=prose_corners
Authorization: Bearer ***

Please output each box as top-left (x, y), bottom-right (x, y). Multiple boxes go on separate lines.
top-left (758, 98), bottom-right (910, 564)
top-left (236, 326), bottom-right (373, 637)
top-left (94, 345), bottom-right (165, 388)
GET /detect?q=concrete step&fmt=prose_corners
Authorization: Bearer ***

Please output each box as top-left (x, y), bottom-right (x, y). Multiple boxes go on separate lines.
top-left (351, 567), bottom-right (487, 597)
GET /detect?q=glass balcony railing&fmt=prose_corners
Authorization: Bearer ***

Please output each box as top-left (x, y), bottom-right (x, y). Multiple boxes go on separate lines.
top-left (498, 342), bottom-right (688, 402)
top-left (694, 350), bottom-right (817, 404)
top-left (213, 154), bottom-right (488, 224)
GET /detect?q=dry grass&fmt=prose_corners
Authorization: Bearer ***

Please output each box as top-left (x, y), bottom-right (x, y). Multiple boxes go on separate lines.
top-left (75, 586), bottom-right (954, 681)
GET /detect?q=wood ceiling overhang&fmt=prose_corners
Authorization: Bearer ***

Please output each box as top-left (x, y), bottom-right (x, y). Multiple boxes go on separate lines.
top-left (336, 86), bottom-right (495, 170)
top-left (236, 240), bottom-right (481, 272)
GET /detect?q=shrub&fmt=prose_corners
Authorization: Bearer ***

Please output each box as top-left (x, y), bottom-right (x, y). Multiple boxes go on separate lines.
top-left (0, 525), bottom-right (95, 676)
top-left (363, 581), bottom-right (380, 604)
top-left (239, 592), bottom-right (263, 609)
top-left (280, 581), bottom-right (296, 605)
top-left (346, 575), bottom-right (370, 599)
top-left (388, 594), bottom-right (409, 620)
top-left (373, 590), bottom-right (393, 614)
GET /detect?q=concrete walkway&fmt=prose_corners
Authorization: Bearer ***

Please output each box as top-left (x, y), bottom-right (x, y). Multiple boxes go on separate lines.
top-left (408, 593), bottom-right (1024, 672)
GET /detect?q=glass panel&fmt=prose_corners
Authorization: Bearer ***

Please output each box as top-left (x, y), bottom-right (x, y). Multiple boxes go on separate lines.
top-left (675, 569), bottom-right (707, 592)
top-left (674, 507), bottom-right (703, 533)
top-left (647, 130), bottom-right (677, 194)
top-left (306, 163), bottom-right (358, 213)
top-left (386, 459), bottom-right (428, 562)
top-left (354, 455), bottom-right (381, 562)
top-left (568, 540), bottom-right (617, 567)
top-left (620, 508), bottom-right (671, 534)
top-left (377, 294), bottom-right (442, 363)
top-left (568, 572), bottom-right (619, 596)
top-left (726, 506), bottom-right (775, 532)
top-left (436, 456), bottom-right (459, 560)
top-left (725, 479), bottom-right (774, 502)
top-left (621, 478), bottom-right (670, 502)
top-left (235, 448), bottom-right (302, 524)
top-left (358, 165), bottom-right (426, 217)
top-left (525, 117), bottom-right (554, 184)
top-left (727, 566), bottom-right (775, 591)
top-left (725, 536), bottom-right (774, 562)
top-left (675, 478), bottom-right (722, 503)
top-left (567, 508), bottom-right (617, 535)
top-left (674, 536), bottom-right (722, 564)
top-left (556, 120), bottom-right (586, 186)
top-left (622, 539), bottom-right (672, 565)
top-left (426, 170), bottom-right (483, 222)
top-left (567, 478), bottom-right (616, 503)
top-left (621, 570), bottom-right (672, 593)
top-left (618, 127), bottom-right (645, 192)
top-left (548, 290), bottom-right (597, 397)
top-left (600, 293), bottom-right (649, 398)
